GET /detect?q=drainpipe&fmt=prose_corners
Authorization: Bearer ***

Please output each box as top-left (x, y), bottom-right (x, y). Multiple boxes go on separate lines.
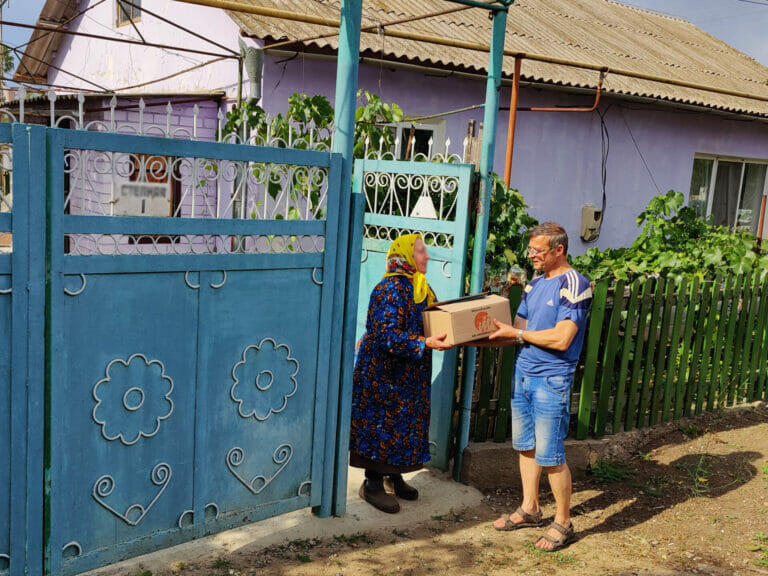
top-left (454, 8), bottom-right (508, 482)
top-left (503, 57), bottom-right (521, 188)
top-left (757, 196), bottom-right (767, 248)
top-left (503, 61), bottom-right (605, 187)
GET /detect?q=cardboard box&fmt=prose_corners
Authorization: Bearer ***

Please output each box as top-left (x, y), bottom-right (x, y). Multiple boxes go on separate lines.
top-left (423, 293), bottom-right (512, 346)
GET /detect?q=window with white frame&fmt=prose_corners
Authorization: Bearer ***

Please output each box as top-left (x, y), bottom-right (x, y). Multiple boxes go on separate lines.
top-left (688, 155), bottom-right (768, 237)
top-left (390, 120), bottom-right (446, 160)
top-left (116, 0), bottom-right (141, 27)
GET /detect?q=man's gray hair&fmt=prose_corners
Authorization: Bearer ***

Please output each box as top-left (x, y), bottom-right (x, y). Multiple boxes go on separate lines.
top-left (529, 222), bottom-right (568, 254)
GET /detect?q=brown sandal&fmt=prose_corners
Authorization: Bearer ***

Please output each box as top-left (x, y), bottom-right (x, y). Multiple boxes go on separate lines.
top-left (493, 506), bottom-right (545, 531)
top-left (534, 521), bottom-right (575, 552)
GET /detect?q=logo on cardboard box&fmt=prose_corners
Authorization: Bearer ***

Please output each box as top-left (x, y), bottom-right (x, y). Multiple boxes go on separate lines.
top-left (474, 311), bottom-right (494, 333)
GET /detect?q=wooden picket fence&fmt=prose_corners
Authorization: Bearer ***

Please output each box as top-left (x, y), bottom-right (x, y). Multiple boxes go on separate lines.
top-left (466, 272), bottom-right (768, 442)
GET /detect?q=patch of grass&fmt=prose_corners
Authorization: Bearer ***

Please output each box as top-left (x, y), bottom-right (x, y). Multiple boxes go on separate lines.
top-left (590, 460), bottom-right (635, 483)
top-left (391, 528), bottom-right (412, 539)
top-left (523, 541), bottom-right (577, 565)
top-left (334, 532), bottom-right (375, 546)
top-left (726, 456), bottom-right (753, 486)
top-left (211, 558), bottom-right (231, 570)
top-left (680, 424), bottom-right (702, 437)
top-left (761, 462), bottom-right (768, 483)
top-left (750, 532), bottom-right (768, 567)
top-left (171, 562), bottom-right (186, 573)
top-left (676, 454), bottom-right (711, 496)
top-left (131, 572), bottom-right (152, 576)
top-left (296, 553), bottom-right (312, 563)
top-left (637, 451), bottom-right (653, 461)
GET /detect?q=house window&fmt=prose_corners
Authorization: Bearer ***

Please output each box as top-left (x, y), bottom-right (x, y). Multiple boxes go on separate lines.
top-left (688, 156), bottom-right (768, 237)
top-left (116, 0), bottom-right (141, 27)
top-left (390, 121), bottom-right (446, 160)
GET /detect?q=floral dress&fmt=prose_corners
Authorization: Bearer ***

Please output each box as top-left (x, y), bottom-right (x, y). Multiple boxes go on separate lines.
top-left (349, 275), bottom-right (432, 473)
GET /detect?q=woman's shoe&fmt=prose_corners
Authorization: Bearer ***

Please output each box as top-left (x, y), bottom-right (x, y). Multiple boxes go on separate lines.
top-left (359, 479), bottom-right (400, 513)
top-left (384, 474), bottom-right (419, 500)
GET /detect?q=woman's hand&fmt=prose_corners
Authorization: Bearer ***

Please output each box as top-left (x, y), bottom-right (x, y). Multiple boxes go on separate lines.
top-left (425, 333), bottom-right (453, 351)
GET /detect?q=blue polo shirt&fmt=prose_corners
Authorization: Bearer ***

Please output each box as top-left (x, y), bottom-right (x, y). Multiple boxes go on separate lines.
top-left (515, 269), bottom-right (592, 377)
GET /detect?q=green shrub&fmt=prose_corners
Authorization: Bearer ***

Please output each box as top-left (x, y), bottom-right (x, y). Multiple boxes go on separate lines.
top-left (573, 190), bottom-right (768, 282)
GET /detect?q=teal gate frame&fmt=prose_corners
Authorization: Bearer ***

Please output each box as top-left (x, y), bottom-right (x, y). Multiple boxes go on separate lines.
top-left (346, 158), bottom-right (473, 472)
top-left (1, 125), bottom-right (46, 576)
top-left (0, 121), bottom-right (359, 575)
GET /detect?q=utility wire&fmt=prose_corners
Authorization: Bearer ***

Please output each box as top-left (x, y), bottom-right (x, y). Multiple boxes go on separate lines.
top-left (12, 0), bottom-right (108, 52)
top-left (111, 56), bottom-right (228, 92)
top-left (3, 41), bottom-right (109, 91)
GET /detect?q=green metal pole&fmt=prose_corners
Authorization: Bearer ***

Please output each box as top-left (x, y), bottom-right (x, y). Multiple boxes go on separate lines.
top-left (318, 0), bottom-right (362, 518)
top-left (454, 8), bottom-right (507, 481)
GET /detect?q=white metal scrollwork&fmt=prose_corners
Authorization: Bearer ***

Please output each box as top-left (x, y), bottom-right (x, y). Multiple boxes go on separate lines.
top-left (62, 541), bottom-right (82, 557)
top-left (210, 270), bottom-right (227, 289)
top-left (92, 354), bottom-right (174, 446)
top-left (92, 462), bottom-right (172, 526)
top-left (230, 339), bottom-right (299, 421)
top-left (226, 444), bottom-right (292, 496)
top-left (63, 274), bottom-right (87, 297)
top-left (184, 271), bottom-right (200, 290)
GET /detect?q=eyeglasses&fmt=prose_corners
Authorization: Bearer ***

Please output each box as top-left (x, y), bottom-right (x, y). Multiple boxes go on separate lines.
top-left (527, 246), bottom-right (552, 257)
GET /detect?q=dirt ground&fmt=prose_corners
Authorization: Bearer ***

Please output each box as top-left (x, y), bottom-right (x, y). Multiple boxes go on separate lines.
top-left (147, 404), bottom-right (768, 576)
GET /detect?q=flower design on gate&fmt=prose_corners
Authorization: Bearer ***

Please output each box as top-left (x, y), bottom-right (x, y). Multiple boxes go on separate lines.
top-left (230, 338), bottom-right (299, 421)
top-left (92, 354), bottom-right (174, 445)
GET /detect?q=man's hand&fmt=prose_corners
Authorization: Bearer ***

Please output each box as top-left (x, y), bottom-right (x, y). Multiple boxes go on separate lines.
top-left (488, 319), bottom-right (516, 340)
top-left (425, 333), bottom-right (453, 351)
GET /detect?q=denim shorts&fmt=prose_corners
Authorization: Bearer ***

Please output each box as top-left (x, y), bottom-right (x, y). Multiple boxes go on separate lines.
top-left (510, 370), bottom-right (572, 466)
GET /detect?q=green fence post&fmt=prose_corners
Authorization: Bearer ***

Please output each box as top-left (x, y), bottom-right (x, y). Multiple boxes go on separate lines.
top-left (595, 280), bottom-right (624, 436)
top-left (692, 277), bottom-right (716, 415)
top-left (639, 277), bottom-right (666, 430)
top-left (494, 285), bottom-right (522, 442)
top-left (576, 280), bottom-right (609, 440)
top-left (613, 278), bottom-right (641, 434)
top-left (650, 277), bottom-right (676, 426)
top-left (721, 274), bottom-right (745, 406)
top-left (674, 276), bottom-right (698, 420)
top-left (626, 278), bottom-right (652, 431)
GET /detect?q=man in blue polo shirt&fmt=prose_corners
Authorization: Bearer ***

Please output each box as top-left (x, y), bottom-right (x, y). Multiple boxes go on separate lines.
top-left (483, 222), bottom-right (592, 552)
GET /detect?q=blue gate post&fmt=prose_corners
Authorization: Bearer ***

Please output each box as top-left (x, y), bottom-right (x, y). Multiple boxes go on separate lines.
top-left (321, 0), bottom-right (363, 518)
top-left (454, 9), bottom-right (508, 481)
top-left (23, 125), bottom-right (46, 576)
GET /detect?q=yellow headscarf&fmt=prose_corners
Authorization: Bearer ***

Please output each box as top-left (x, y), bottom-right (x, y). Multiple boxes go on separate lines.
top-left (382, 234), bottom-right (436, 306)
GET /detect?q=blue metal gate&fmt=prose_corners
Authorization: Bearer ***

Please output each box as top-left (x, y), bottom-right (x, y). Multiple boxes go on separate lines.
top-left (0, 125), bottom-right (45, 576)
top-left (41, 127), bottom-right (350, 575)
top-left (351, 158), bottom-right (473, 470)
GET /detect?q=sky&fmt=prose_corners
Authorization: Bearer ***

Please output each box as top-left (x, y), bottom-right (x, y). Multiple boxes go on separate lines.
top-left (1, 0), bottom-right (768, 71)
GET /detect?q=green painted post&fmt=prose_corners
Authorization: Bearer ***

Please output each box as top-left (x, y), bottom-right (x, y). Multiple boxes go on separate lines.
top-left (755, 274), bottom-right (768, 400)
top-left (662, 276), bottom-right (687, 422)
top-left (698, 277), bottom-right (721, 413)
top-left (650, 277), bottom-right (676, 426)
top-left (576, 280), bottom-right (609, 440)
top-left (474, 348), bottom-right (495, 442)
top-left (711, 275), bottom-right (734, 408)
top-left (494, 285), bottom-right (523, 442)
top-left (674, 276), bottom-right (698, 420)
top-left (692, 278), bottom-right (716, 414)
top-left (639, 277), bottom-right (666, 429)
top-left (454, 7), bottom-right (508, 480)
top-left (737, 274), bottom-right (759, 403)
top-left (626, 278), bottom-right (652, 431)
top-left (721, 274), bottom-right (745, 406)
top-left (614, 278), bottom-right (641, 433)
top-left (747, 274), bottom-right (767, 402)
top-left (595, 280), bottom-right (625, 436)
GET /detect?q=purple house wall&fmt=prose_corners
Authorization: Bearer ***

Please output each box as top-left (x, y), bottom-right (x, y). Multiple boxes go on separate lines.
top-left (32, 0), bottom-right (768, 255)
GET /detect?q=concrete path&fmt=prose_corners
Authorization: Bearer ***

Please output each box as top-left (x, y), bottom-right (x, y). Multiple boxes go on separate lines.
top-left (83, 467), bottom-right (483, 575)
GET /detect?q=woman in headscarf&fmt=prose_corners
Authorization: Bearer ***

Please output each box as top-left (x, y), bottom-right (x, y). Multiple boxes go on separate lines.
top-left (350, 234), bottom-right (452, 513)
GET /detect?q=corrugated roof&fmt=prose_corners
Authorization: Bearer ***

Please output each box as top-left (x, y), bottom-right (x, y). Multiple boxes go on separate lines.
top-left (229, 0), bottom-right (768, 117)
top-left (14, 0), bottom-right (79, 84)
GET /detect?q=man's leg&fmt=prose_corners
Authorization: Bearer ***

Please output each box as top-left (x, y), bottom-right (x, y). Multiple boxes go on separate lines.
top-left (494, 373), bottom-right (541, 529)
top-left (536, 463), bottom-right (572, 550)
